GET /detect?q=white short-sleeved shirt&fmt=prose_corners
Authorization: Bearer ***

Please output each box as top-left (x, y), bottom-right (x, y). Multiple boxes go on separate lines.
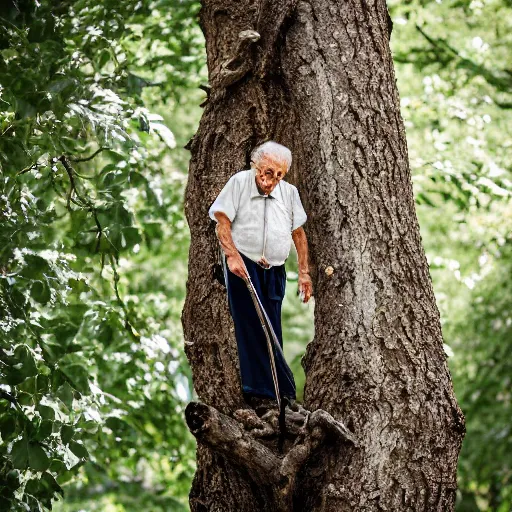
top-left (208, 168), bottom-right (307, 266)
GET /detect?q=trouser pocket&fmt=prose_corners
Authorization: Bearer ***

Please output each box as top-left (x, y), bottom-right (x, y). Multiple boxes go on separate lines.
top-left (267, 266), bottom-right (286, 301)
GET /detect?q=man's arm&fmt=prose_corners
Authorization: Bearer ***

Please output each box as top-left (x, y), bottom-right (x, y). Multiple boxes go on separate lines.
top-left (214, 211), bottom-right (248, 279)
top-left (292, 226), bottom-right (313, 303)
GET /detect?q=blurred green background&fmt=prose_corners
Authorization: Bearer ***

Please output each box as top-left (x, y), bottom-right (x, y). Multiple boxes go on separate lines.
top-left (0, 0), bottom-right (510, 510)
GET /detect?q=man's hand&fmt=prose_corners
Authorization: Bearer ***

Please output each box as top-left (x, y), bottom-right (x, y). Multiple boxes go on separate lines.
top-left (213, 212), bottom-right (248, 280)
top-left (292, 227), bottom-right (312, 303)
top-left (298, 272), bottom-right (313, 303)
top-left (227, 253), bottom-right (248, 280)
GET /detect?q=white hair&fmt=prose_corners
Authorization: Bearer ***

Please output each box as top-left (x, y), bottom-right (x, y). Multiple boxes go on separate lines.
top-left (250, 141), bottom-right (292, 170)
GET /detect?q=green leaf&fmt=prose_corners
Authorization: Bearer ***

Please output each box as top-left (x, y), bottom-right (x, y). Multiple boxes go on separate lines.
top-left (0, 413), bottom-right (17, 442)
top-left (41, 472), bottom-right (64, 498)
top-left (80, 420), bottom-right (99, 434)
top-left (56, 382), bottom-right (74, 410)
top-left (30, 280), bottom-right (51, 304)
top-left (68, 440), bottom-right (88, 459)
top-left (35, 420), bottom-right (53, 442)
top-left (15, 97), bottom-right (37, 119)
top-left (5, 470), bottom-right (21, 490)
top-left (47, 77), bottom-right (76, 95)
top-left (59, 363), bottom-right (90, 394)
top-left (122, 226), bottom-right (143, 248)
top-left (40, 340), bottom-right (66, 364)
top-left (61, 424), bottom-right (74, 445)
top-left (19, 254), bottom-right (50, 279)
top-left (416, 192), bottom-right (437, 207)
top-left (8, 287), bottom-right (28, 318)
top-left (49, 459), bottom-right (67, 475)
top-left (17, 391), bottom-right (34, 406)
top-left (150, 121), bottom-right (176, 148)
top-left (24, 478), bottom-right (41, 496)
top-left (37, 405), bottom-right (54, 421)
top-left (128, 170), bottom-right (148, 187)
top-left (67, 277), bottom-right (90, 294)
top-left (36, 373), bottom-right (50, 394)
top-left (102, 170), bottom-right (128, 189)
top-left (14, 344), bottom-right (38, 380)
top-left (28, 443), bottom-right (51, 472)
top-left (11, 438), bottom-right (29, 469)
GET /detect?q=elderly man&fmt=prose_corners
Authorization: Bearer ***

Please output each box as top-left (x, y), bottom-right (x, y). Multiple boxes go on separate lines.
top-left (208, 141), bottom-right (313, 409)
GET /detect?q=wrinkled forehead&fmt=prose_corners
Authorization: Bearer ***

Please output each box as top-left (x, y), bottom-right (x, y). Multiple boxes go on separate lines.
top-left (255, 153), bottom-right (289, 173)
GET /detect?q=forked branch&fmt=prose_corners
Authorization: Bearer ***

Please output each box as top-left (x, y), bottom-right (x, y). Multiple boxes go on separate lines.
top-left (185, 401), bottom-right (357, 509)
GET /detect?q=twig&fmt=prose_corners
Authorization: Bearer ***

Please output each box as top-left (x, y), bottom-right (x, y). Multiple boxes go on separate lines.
top-left (69, 146), bottom-right (111, 163)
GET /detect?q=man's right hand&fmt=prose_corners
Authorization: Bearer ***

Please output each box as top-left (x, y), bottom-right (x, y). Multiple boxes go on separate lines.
top-left (213, 212), bottom-right (248, 280)
top-left (227, 254), bottom-right (248, 280)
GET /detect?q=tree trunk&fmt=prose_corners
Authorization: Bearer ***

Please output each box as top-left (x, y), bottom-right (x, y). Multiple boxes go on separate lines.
top-left (181, 1), bottom-right (465, 511)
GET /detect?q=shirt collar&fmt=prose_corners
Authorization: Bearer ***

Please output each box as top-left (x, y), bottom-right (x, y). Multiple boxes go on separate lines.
top-left (249, 167), bottom-right (278, 199)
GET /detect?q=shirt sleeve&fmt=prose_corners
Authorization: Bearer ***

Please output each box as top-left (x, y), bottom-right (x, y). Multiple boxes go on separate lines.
top-left (291, 186), bottom-right (307, 231)
top-left (208, 174), bottom-right (240, 223)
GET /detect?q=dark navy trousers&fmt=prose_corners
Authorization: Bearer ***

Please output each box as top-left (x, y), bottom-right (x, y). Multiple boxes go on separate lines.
top-left (223, 252), bottom-right (296, 400)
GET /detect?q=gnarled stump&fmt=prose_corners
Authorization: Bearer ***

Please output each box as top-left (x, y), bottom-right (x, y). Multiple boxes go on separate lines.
top-left (185, 401), bottom-right (356, 511)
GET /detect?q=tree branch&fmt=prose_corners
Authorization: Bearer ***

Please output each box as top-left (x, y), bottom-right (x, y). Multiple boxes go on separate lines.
top-left (58, 155), bottom-right (103, 252)
top-left (415, 24), bottom-right (512, 93)
top-left (69, 146), bottom-right (111, 163)
top-left (185, 400), bottom-right (357, 507)
top-left (209, 30), bottom-right (261, 92)
top-left (185, 401), bottom-right (280, 485)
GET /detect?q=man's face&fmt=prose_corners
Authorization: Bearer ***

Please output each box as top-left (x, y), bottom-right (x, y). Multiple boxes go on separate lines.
top-left (253, 153), bottom-right (288, 195)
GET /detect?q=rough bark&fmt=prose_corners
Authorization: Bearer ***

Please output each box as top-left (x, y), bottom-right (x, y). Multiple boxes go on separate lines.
top-left (181, 0), bottom-right (465, 511)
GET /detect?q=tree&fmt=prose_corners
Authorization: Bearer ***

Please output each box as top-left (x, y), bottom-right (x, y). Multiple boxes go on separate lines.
top-left (182, 0), bottom-right (466, 510)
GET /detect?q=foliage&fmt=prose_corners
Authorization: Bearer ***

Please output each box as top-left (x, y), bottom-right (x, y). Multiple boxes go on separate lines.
top-left (389, 0), bottom-right (512, 509)
top-left (450, 220), bottom-right (512, 512)
top-left (0, 0), bottom-right (204, 510)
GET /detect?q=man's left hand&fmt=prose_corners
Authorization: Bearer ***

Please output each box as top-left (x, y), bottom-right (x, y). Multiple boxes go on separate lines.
top-left (298, 272), bottom-right (313, 303)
